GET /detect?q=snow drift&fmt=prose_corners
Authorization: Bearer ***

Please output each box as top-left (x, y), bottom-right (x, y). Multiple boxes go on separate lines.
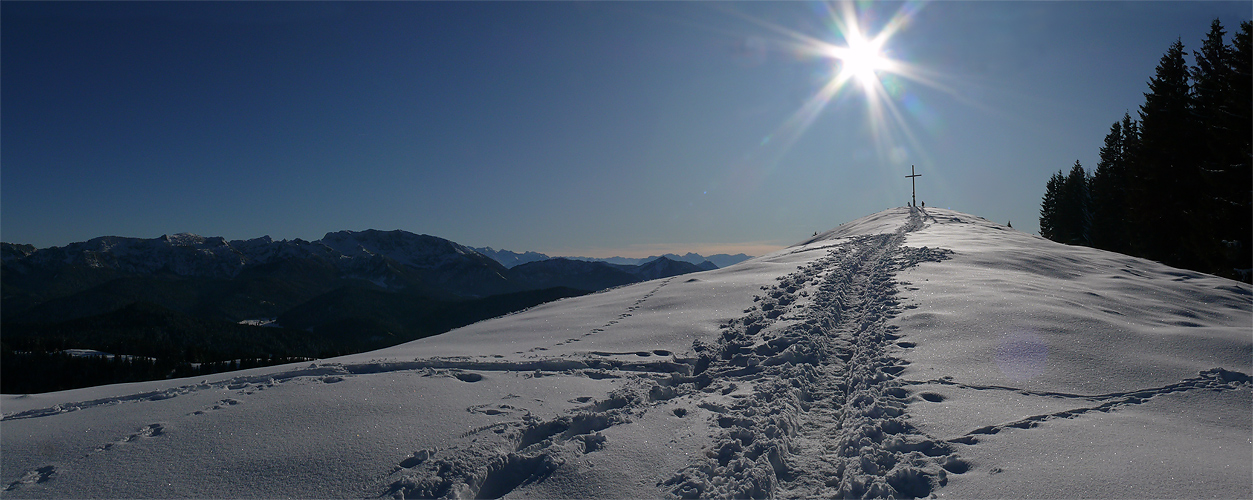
top-left (2, 207), bottom-right (1249, 499)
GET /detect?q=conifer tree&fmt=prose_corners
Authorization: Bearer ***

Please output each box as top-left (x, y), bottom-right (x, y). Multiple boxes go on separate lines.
top-left (1090, 119), bottom-right (1129, 252)
top-left (1039, 171), bottom-right (1064, 241)
top-left (1059, 161), bottom-right (1092, 245)
top-left (1191, 20), bottom-right (1231, 139)
top-left (1232, 22), bottom-right (1252, 157)
top-left (1132, 39), bottom-right (1196, 267)
top-left (1228, 21), bottom-right (1253, 278)
top-left (1186, 19), bottom-right (1253, 277)
top-left (1038, 22), bottom-right (1250, 282)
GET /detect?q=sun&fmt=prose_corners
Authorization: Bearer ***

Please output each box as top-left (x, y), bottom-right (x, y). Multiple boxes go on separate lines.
top-left (828, 28), bottom-right (894, 91)
top-left (722, 1), bottom-right (952, 176)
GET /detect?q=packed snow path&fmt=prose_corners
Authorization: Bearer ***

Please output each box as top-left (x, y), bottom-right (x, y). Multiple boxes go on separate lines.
top-left (3, 207), bottom-right (1249, 499)
top-left (662, 207), bottom-right (962, 498)
top-left (380, 207), bottom-right (964, 499)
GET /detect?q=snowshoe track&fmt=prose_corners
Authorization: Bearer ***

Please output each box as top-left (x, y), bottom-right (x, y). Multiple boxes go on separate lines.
top-left (905, 367), bottom-right (1253, 444)
top-left (662, 207), bottom-right (965, 499)
top-left (381, 384), bottom-right (645, 499)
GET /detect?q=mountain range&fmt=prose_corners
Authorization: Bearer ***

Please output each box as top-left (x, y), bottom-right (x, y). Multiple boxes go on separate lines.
top-left (2, 229), bottom-right (722, 323)
top-left (1, 229), bottom-right (722, 392)
top-left (473, 247), bottom-right (750, 269)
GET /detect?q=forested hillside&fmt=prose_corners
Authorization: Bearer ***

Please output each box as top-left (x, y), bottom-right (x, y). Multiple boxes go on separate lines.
top-left (1040, 20), bottom-right (1251, 282)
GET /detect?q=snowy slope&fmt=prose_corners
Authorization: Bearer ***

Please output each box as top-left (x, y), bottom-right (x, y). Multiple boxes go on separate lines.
top-left (2, 207), bottom-right (1249, 499)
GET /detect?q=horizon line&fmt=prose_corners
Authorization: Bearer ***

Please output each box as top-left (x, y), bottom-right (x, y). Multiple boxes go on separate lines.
top-left (534, 241), bottom-right (787, 261)
top-left (1, 231), bottom-right (788, 261)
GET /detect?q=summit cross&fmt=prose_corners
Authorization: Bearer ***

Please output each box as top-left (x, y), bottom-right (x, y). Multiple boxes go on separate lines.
top-left (905, 165), bottom-right (921, 207)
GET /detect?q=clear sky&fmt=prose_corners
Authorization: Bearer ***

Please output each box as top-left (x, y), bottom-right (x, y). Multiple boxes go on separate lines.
top-left (3, 2), bottom-right (1249, 258)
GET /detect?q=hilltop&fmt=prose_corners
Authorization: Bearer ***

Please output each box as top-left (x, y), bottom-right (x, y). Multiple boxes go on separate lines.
top-left (2, 207), bottom-right (1248, 499)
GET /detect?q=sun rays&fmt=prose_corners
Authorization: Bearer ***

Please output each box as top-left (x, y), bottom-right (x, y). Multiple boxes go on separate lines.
top-left (732, 1), bottom-right (945, 176)
top-left (821, 5), bottom-right (895, 92)
top-left (804, 1), bottom-right (934, 165)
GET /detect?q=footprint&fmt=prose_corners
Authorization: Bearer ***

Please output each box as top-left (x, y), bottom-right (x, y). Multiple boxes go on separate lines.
top-left (398, 448), bottom-right (436, 469)
top-left (4, 465), bottom-right (56, 491)
top-left (93, 423), bottom-right (165, 453)
top-left (468, 404), bottom-right (517, 416)
top-left (128, 423), bottom-right (165, 441)
top-left (918, 392), bottom-right (945, 403)
top-left (191, 399), bottom-right (243, 415)
top-left (474, 454), bottom-right (560, 499)
top-left (455, 372), bottom-right (484, 383)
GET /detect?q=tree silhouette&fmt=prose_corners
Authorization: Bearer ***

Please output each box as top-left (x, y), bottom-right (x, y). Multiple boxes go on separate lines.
top-left (1040, 20), bottom-right (1251, 282)
top-left (1039, 170), bottom-right (1064, 241)
top-left (1133, 39), bottom-right (1200, 267)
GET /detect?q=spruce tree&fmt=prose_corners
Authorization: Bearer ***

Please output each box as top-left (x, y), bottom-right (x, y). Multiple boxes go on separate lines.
top-left (1059, 161), bottom-right (1092, 245)
top-left (1187, 20), bottom-right (1235, 273)
top-left (1090, 120), bottom-right (1129, 252)
top-left (1132, 39), bottom-right (1197, 267)
top-left (1191, 20), bottom-right (1231, 139)
top-left (1228, 22), bottom-right (1253, 279)
top-left (1038, 22), bottom-right (1250, 282)
top-left (1039, 171), bottom-right (1064, 241)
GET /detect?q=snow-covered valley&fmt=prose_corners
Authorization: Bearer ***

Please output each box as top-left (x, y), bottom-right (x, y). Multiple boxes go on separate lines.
top-left (2, 207), bottom-right (1249, 499)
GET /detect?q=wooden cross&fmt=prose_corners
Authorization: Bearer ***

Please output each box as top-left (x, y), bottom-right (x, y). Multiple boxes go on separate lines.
top-left (905, 165), bottom-right (921, 207)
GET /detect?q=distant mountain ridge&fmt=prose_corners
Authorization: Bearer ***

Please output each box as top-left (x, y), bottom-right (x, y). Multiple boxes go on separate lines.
top-left (2, 230), bottom-right (721, 324)
top-left (473, 247), bottom-right (751, 269)
top-left (2, 229), bottom-right (723, 392)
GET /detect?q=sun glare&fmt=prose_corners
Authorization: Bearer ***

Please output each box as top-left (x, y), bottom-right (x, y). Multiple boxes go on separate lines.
top-left (724, 1), bottom-right (951, 176)
top-left (829, 29), bottom-right (893, 91)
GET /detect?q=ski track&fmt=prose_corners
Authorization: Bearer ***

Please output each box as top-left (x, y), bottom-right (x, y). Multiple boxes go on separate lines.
top-left (6, 207), bottom-right (1250, 499)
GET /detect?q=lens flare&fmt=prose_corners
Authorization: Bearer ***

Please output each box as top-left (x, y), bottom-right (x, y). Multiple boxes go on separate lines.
top-left (996, 331), bottom-right (1050, 381)
top-left (723, 1), bottom-right (955, 175)
top-left (822, 10), bottom-right (894, 92)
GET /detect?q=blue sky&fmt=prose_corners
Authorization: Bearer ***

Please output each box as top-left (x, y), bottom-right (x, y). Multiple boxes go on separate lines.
top-left (3, 2), bottom-right (1249, 257)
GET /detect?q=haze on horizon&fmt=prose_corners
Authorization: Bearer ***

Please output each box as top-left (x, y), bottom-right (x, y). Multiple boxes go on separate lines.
top-left (3, 2), bottom-right (1249, 257)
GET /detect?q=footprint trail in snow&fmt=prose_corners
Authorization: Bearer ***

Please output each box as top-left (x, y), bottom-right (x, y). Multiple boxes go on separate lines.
top-left (3, 210), bottom-right (955, 499)
top-left (381, 207), bottom-right (964, 499)
top-left (9, 207), bottom-right (1243, 499)
top-left (661, 206), bottom-right (963, 498)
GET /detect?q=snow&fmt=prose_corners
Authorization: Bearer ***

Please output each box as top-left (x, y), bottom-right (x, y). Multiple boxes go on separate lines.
top-left (59, 349), bottom-right (114, 357)
top-left (55, 349), bottom-right (157, 363)
top-left (2, 207), bottom-right (1249, 499)
top-left (237, 318), bottom-right (280, 328)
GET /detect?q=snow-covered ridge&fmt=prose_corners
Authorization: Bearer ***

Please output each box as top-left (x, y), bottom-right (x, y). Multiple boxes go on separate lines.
top-left (2, 207), bottom-right (1248, 498)
top-left (321, 230), bottom-right (496, 271)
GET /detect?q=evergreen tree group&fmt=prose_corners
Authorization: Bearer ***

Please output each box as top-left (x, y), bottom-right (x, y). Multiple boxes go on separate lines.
top-left (1040, 20), bottom-right (1251, 282)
